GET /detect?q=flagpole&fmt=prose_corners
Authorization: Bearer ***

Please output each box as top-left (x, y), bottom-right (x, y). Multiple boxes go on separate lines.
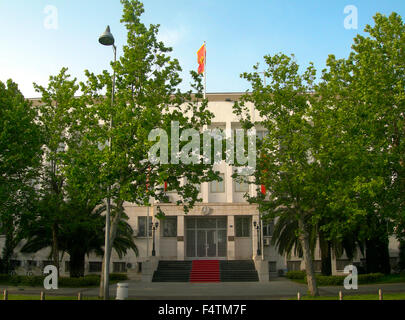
top-left (204, 41), bottom-right (206, 99)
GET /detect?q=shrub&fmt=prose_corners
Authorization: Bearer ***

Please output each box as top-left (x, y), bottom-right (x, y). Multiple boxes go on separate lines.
top-left (286, 271), bottom-right (306, 280)
top-left (110, 273), bottom-right (128, 281)
top-left (0, 274), bottom-right (11, 283)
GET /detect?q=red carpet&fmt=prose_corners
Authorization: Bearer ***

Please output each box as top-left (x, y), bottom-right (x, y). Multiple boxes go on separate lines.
top-left (190, 260), bottom-right (220, 283)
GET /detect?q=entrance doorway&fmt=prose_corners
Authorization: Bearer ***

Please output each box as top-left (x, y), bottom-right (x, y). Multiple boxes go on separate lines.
top-left (186, 217), bottom-right (227, 259)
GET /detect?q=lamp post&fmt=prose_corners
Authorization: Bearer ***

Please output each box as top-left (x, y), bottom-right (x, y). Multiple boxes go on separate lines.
top-left (152, 222), bottom-right (159, 257)
top-left (99, 25), bottom-right (117, 300)
top-left (254, 221), bottom-right (261, 256)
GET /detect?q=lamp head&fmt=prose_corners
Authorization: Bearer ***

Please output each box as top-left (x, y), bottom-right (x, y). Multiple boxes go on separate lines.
top-left (99, 25), bottom-right (115, 46)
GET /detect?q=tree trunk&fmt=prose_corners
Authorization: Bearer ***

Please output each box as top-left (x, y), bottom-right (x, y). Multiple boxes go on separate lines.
top-left (298, 216), bottom-right (319, 296)
top-left (99, 199), bottom-right (124, 299)
top-left (69, 249), bottom-right (86, 278)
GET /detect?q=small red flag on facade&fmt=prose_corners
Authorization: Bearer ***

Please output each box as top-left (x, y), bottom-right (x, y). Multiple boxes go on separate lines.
top-left (197, 43), bottom-right (206, 74)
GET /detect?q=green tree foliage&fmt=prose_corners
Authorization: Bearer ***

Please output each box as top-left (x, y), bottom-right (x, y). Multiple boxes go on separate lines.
top-left (318, 12), bottom-right (404, 273)
top-left (79, 0), bottom-right (219, 298)
top-left (0, 80), bottom-right (42, 273)
top-left (234, 53), bottom-right (320, 296)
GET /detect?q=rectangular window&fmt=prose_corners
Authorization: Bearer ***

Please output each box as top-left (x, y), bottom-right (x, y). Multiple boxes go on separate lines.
top-left (235, 216), bottom-right (251, 237)
top-left (161, 217), bottom-right (177, 237)
top-left (89, 262), bottom-right (102, 273)
top-left (65, 261), bottom-right (70, 272)
top-left (235, 180), bottom-right (249, 192)
top-left (138, 216), bottom-right (152, 237)
top-left (263, 220), bottom-right (275, 237)
top-left (287, 261), bottom-right (301, 271)
top-left (113, 262), bottom-right (127, 273)
top-left (257, 131), bottom-right (269, 141)
top-left (210, 173), bottom-right (225, 193)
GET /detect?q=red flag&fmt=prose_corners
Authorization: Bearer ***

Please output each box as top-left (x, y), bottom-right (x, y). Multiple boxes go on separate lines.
top-left (261, 185), bottom-right (266, 195)
top-left (197, 43), bottom-right (206, 74)
top-left (164, 181), bottom-right (168, 192)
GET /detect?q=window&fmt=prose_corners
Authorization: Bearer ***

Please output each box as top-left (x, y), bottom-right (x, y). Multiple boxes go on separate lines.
top-left (257, 131), bottom-right (269, 141)
top-left (313, 260), bottom-right (322, 273)
top-left (210, 173), bottom-right (225, 193)
top-left (336, 259), bottom-right (351, 271)
top-left (89, 262), bottom-right (102, 273)
top-left (138, 216), bottom-right (152, 237)
top-left (113, 262), bottom-right (127, 273)
top-left (65, 261), bottom-right (70, 272)
top-left (235, 180), bottom-right (249, 193)
top-left (287, 261), bottom-right (301, 271)
top-left (235, 216), bottom-right (251, 237)
top-left (161, 217), bottom-right (177, 237)
top-left (27, 260), bottom-right (37, 268)
top-left (263, 220), bottom-right (275, 237)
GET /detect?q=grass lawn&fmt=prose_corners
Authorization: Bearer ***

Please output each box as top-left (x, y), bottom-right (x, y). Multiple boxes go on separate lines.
top-left (290, 293), bottom-right (405, 300)
top-left (291, 274), bottom-right (405, 286)
top-left (3, 294), bottom-right (103, 300)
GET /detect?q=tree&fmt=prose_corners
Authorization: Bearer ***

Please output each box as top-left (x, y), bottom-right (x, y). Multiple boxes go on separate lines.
top-left (80, 0), bottom-right (219, 298)
top-left (21, 201), bottom-right (137, 278)
top-left (234, 54), bottom-right (320, 296)
top-left (31, 68), bottom-right (84, 271)
top-left (318, 12), bottom-right (405, 274)
top-left (0, 79), bottom-right (42, 274)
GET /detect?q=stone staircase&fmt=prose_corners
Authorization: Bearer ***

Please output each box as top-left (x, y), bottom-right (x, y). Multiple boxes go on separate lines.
top-left (152, 260), bottom-right (259, 283)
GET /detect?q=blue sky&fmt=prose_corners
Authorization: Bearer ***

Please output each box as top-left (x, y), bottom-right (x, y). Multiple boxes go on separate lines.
top-left (0, 0), bottom-right (404, 98)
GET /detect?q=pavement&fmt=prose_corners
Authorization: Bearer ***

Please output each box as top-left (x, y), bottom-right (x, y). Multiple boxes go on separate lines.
top-left (1, 278), bottom-right (405, 300)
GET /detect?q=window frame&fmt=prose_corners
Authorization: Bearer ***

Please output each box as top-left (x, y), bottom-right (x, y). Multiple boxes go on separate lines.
top-left (137, 216), bottom-right (152, 238)
top-left (210, 173), bottom-right (225, 193)
top-left (161, 216), bottom-right (178, 238)
top-left (235, 216), bottom-right (251, 238)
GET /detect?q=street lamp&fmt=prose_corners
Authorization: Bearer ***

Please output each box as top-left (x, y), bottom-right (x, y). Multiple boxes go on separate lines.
top-left (99, 25), bottom-right (117, 301)
top-left (151, 222), bottom-right (159, 257)
top-left (253, 221), bottom-right (261, 256)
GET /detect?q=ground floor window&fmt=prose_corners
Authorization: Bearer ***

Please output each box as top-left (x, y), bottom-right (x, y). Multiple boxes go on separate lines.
top-left (138, 216), bottom-right (152, 237)
top-left (161, 216), bottom-right (177, 237)
top-left (269, 261), bottom-right (277, 273)
top-left (287, 260), bottom-right (301, 271)
top-left (89, 262), bottom-right (102, 273)
top-left (113, 262), bottom-right (127, 273)
top-left (263, 220), bottom-right (275, 237)
top-left (235, 216), bottom-right (251, 237)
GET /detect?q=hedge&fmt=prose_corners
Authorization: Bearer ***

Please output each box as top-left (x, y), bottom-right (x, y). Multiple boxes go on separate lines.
top-left (0, 273), bottom-right (128, 287)
top-left (304, 273), bottom-right (384, 286)
top-left (287, 271), bottom-right (385, 285)
top-left (286, 271), bottom-right (306, 280)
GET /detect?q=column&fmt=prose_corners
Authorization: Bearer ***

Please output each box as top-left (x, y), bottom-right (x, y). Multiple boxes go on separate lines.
top-left (227, 216), bottom-right (236, 260)
top-left (177, 216), bottom-right (185, 260)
